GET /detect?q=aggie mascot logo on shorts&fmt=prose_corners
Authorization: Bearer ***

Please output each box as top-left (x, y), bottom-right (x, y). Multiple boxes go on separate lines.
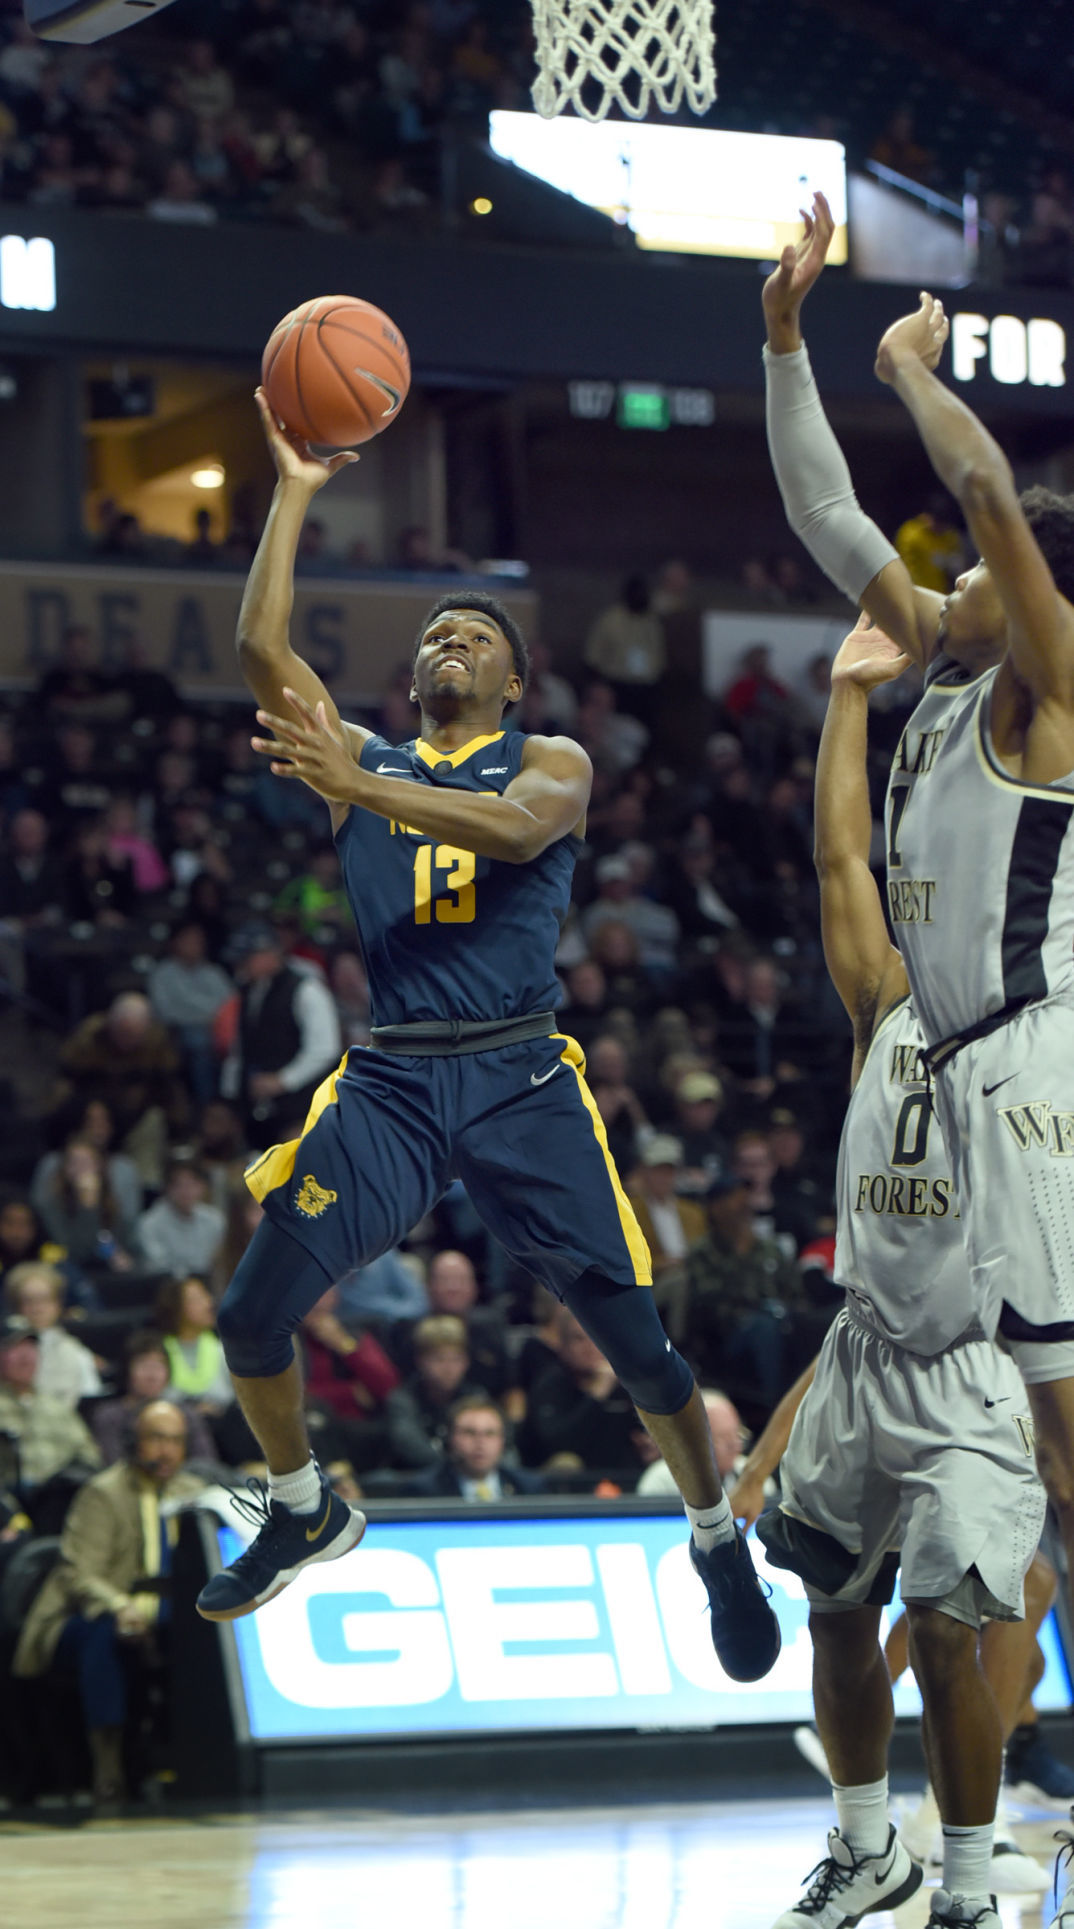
top-left (295, 1174), bottom-right (338, 1219)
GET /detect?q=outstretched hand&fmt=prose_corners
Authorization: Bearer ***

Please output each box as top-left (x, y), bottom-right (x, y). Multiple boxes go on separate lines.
top-left (254, 387), bottom-right (360, 492)
top-left (874, 292), bottom-right (949, 385)
top-left (831, 610), bottom-right (911, 693)
top-left (252, 686), bottom-right (358, 801)
top-left (762, 192), bottom-right (836, 351)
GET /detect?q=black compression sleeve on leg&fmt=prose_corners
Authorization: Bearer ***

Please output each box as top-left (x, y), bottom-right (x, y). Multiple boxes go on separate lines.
top-left (559, 1269), bottom-right (695, 1415)
top-left (217, 1217), bottom-right (334, 1378)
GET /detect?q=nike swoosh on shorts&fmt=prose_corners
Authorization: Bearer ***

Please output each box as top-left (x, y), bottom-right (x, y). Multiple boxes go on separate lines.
top-left (530, 1065), bottom-right (560, 1086)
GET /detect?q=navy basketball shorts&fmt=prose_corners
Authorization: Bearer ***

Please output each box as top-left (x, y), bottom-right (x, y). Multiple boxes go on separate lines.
top-left (244, 1031), bottom-right (652, 1298)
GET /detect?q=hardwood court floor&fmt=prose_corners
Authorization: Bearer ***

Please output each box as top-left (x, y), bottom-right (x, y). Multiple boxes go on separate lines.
top-left (0, 1795), bottom-right (1066, 1929)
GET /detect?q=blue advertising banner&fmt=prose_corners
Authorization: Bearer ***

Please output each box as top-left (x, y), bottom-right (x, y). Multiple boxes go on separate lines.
top-left (219, 1511), bottom-right (1072, 1744)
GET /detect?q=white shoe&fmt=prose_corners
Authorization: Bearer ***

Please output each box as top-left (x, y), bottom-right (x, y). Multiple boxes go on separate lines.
top-left (898, 1783), bottom-right (942, 1866)
top-left (926, 1893), bottom-right (1000, 1928)
top-left (989, 1835), bottom-right (1049, 1894)
top-left (792, 1726), bottom-right (831, 1782)
top-left (772, 1824), bottom-right (922, 1927)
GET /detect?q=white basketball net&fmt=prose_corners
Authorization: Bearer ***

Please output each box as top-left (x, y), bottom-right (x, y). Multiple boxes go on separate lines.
top-left (530, 0), bottom-right (716, 123)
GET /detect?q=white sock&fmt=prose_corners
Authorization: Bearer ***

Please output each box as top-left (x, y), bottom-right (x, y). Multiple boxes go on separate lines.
top-left (832, 1775), bottom-right (890, 1857)
top-left (941, 1821), bottom-right (995, 1902)
top-left (268, 1457), bottom-right (322, 1515)
top-left (685, 1495), bottom-right (736, 1552)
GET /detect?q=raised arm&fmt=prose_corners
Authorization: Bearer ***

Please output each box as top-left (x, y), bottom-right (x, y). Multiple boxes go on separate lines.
top-left (815, 615), bottom-right (909, 1064)
top-left (253, 697), bottom-right (592, 865)
top-left (763, 195), bottom-right (942, 670)
top-left (237, 390), bottom-right (367, 753)
top-left (877, 297), bottom-right (1074, 713)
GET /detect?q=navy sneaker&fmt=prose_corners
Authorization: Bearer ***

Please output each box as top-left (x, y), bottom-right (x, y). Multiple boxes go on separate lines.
top-left (197, 1474), bottom-right (366, 1622)
top-left (1005, 1724), bottom-right (1074, 1806)
top-left (689, 1527), bottom-right (782, 1682)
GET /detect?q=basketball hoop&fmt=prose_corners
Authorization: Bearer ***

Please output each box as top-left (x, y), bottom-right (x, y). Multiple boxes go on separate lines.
top-left (530, 0), bottom-right (716, 123)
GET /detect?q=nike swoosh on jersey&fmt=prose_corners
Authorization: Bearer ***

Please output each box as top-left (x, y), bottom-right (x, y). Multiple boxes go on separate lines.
top-left (984, 1396), bottom-right (1011, 1408)
top-left (530, 1065), bottom-right (560, 1086)
top-left (376, 764), bottom-right (412, 776)
top-left (982, 1075), bottom-right (1019, 1096)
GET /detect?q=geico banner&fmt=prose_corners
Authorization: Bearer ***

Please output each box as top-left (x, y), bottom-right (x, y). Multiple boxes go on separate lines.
top-left (220, 1512), bottom-right (1071, 1741)
top-left (0, 561), bottom-right (536, 704)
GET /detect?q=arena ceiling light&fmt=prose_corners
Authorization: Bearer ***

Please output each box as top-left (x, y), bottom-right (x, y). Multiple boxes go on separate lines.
top-left (489, 113), bottom-right (848, 262)
top-left (190, 463), bottom-right (226, 490)
top-left (24, 0), bottom-right (179, 42)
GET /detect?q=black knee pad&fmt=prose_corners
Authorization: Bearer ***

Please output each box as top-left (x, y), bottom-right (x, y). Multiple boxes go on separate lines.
top-left (217, 1218), bottom-right (332, 1379)
top-left (560, 1270), bottom-right (696, 1415)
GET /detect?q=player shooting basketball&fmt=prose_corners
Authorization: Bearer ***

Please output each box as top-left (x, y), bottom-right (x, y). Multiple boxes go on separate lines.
top-left (763, 197), bottom-right (1074, 1929)
top-left (196, 388), bottom-right (781, 1689)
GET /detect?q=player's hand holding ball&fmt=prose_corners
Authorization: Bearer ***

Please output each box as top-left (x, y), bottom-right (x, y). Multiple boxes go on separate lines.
top-left (254, 386), bottom-right (360, 496)
top-left (831, 610), bottom-right (910, 693)
top-left (874, 290), bottom-right (949, 384)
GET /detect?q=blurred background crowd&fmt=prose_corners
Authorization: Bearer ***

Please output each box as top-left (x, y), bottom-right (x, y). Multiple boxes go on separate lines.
top-left (0, 0), bottom-right (1068, 281)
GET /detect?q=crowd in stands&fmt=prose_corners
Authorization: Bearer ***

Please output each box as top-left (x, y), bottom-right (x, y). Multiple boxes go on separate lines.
top-left (0, 562), bottom-right (927, 1804)
top-left (0, 1), bottom-right (1067, 282)
top-left (0, 0), bottom-right (537, 233)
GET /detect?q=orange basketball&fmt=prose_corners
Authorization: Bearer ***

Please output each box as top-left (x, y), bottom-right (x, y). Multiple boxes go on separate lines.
top-left (261, 295), bottom-right (411, 448)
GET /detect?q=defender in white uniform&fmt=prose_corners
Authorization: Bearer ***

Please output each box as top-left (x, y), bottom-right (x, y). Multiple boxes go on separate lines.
top-left (754, 621), bottom-right (1043, 1929)
top-left (771, 994), bottom-right (1041, 1630)
top-left (886, 655), bottom-right (1074, 1340)
top-left (760, 197), bottom-right (1074, 1929)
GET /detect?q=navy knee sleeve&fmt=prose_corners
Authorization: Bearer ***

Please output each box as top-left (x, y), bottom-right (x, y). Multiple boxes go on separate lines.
top-left (217, 1218), bottom-right (333, 1379)
top-left (560, 1269), bottom-right (695, 1415)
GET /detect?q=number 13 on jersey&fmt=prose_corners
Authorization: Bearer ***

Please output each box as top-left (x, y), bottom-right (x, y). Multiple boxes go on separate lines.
top-left (414, 844), bottom-right (476, 924)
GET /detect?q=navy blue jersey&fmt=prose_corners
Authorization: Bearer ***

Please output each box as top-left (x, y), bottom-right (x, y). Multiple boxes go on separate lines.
top-left (335, 727), bottom-right (580, 1026)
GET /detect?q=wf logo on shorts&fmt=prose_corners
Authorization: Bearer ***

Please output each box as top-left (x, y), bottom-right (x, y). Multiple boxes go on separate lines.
top-left (295, 1174), bottom-right (338, 1217)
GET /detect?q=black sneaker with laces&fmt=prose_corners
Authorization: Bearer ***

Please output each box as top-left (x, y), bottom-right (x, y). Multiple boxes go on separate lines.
top-left (688, 1526), bottom-right (781, 1682)
top-left (196, 1473), bottom-right (366, 1621)
top-left (1005, 1722), bottom-right (1074, 1805)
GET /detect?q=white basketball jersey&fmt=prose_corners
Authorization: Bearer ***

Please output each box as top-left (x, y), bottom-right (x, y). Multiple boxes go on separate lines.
top-left (834, 997), bottom-right (980, 1354)
top-left (885, 656), bottom-right (1074, 1045)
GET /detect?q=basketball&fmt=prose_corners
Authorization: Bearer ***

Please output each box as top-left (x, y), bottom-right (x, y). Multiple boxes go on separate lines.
top-left (260, 295), bottom-right (411, 449)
